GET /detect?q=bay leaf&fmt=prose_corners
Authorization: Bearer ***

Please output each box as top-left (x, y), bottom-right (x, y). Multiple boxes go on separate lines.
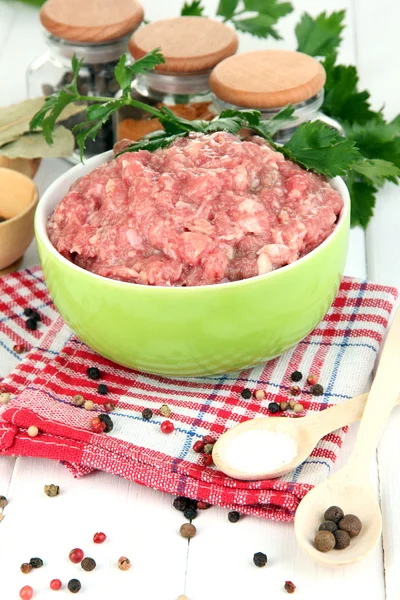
top-left (0, 97), bottom-right (85, 147)
top-left (0, 126), bottom-right (74, 159)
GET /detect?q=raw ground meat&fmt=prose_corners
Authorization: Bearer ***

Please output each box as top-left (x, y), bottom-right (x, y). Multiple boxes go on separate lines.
top-left (47, 132), bottom-right (343, 286)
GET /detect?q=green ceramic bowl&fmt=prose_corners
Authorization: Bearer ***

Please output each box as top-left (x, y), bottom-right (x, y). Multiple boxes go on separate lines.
top-left (35, 151), bottom-right (350, 377)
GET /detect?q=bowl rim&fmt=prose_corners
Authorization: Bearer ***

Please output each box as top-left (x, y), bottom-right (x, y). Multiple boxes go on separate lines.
top-left (35, 150), bottom-right (350, 293)
top-left (0, 167), bottom-right (39, 227)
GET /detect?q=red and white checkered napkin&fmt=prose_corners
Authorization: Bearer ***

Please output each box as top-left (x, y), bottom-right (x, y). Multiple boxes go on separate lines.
top-left (0, 268), bottom-right (398, 521)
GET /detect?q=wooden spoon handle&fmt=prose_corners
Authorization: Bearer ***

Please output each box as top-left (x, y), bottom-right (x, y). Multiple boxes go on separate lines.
top-left (348, 306), bottom-right (400, 476)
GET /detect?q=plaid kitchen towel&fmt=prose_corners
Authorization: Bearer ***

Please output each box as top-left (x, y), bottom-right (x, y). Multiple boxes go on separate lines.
top-left (0, 268), bottom-right (397, 521)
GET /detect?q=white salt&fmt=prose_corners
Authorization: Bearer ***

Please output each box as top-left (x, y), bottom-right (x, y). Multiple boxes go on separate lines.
top-left (223, 429), bottom-right (298, 475)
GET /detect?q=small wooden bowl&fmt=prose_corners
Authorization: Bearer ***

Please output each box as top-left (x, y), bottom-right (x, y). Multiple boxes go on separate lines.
top-left (0, 156), bottom-right (42, 179)
top-left (0, 168), bottom-right (39, 271)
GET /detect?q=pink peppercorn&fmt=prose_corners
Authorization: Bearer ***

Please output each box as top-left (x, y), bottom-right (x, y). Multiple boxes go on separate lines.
top-left (290, 385), bottom-right (301, 396)
top-left (103, 402), bottom-right (115, 412)
top-left (161, 420), bottom-right (174, 434)
top-left (203, 435), bottom-right (216, 445)
top-left (93, 532), bottom-right (107, 544)
top-left (307, 374), bottom-right (318, 386)
top-left (13, 343), bottom-right (25, 354)
top-left (50, 579), bottom-right (62, 591)
top-left (193, 440), bottom-right (204, 453)
top-left (203, 454), bottom-right (213, 466)
top-left (19, 586), bottom-right (34, 600)
top-left (91, 417), bottom-right (106, 434)
top-left (69, 548), bottom-right (84, 564)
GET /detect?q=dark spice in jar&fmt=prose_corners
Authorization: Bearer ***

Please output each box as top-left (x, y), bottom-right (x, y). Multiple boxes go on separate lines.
top-left (180, 523), bottom-right (196, 539)
top-left (240, 388), bottom-right (252, 399)
top-left (334, 529), bottom-right (351, 549)
top-left (97, 383), bottom-right (108, 395)
top-left (44, 484), bottom-right (60, 497)
top-left (142, 408), bottom-right (153, 420)
top-left (98, 413), bottom-right (113, 433)
top-left (324, 505), bottom-right (344, 524)
top-left (253, 552), bottom-right (267, 567)
top-left (291, 371), bottom-right (302, 382)
top-left (314, 530), bottom-right (335, 552)
top-left (338, 514), bottom-right (362, 537)
top-left (67, 578), bottom-right (81, 593)
top-left (173, 496), bottom-right (187, 512)
top-left (228, 511), bottom-right (240, 523)
top-left (284, 581), bottom-right (296, 594)
top-left (311, 383), bottom-right (324, 396)
top-left (29, 557), bottom-right (43, 568)
top-left (20, 563), bottom-right (33, 574)
top-left (319, 520), bottom-right (338, 533)
top-left (87, 367), bottom-right (101, 380)
top-left (81, 557), bottom-right (96, 572)
top-left (268, 402), bottom-right (280, 414)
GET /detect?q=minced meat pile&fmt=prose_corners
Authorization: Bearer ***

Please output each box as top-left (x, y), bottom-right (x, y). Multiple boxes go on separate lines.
top-left (47, 132), bottom-right (343, 286)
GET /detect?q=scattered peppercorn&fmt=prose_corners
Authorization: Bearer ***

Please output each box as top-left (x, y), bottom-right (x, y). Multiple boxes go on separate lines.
top-left (254, 389), bottom-right (266, 400)
top-left (26, 318), bottom-right (37, 331)
top-left (142, 408), bottom-right (153, 420)
top-left (289, 399), bottom-right (297, 410)
top-left (93, 532), bottom-right (107, 544)
top-left (19, 586), bottom-right (34, 600)
top-left (81, 557), bottom-right (96, 572)
top-left (203, 454), bottom-right (213, 466)
top-left (293, 403), bottom-right (304, 414)
top-left (314, 530), bottom-right (335, 552)
top-left (284, 581), bottom-right (296, 594)
top-left (253, 552), bottom-right (267, 567)
top-left (20, 563), bottom-right (33, 574)
top-left (69, 549), bottom-right (84, 564)
top-left (197, 501), bottom-right (211, 510)
top-left (203, 443), bottom-right (214, 454)
top-left (280, 401), bottom-right (288, 411)
top-left (44, 484), bottom-right (60, 497)
top-left (161, 420), bottom-right (174, 434)
top-left (184, 507), bottom-right (197, 521)
top-left (307, 374), bottom-right (318, 386)
top-left (87, 367), bottom-right (101, 380)
top-left (228, 511), bottom-right (240, 523)
top-left (104, 402), bottom-right (115, 412)
top-left (311, 384), bottom-right (324, 396)
top-left (84, 400), bottom-right (94, 411)
top-left (186, 499), bottom-right (198, 509)
top-left (98, 413), bottom-right (113, 433)
top-left (240, 388), bottom-right (252, 399)
top-left (67, 579), bottom-right (81, 593)
top-left (0, 392), bottom-right (10, 405)
top-left (334, 529), bottom-right (351, 549)
top-left (27, 425), bottom-right (39, 437)
top-left (338, 514), bottom-right (362, 538)
top-left (290, 385), bottom-right (301, 396)
top-left (319, 520), bottom-right (338, 533)
top-left (173, 496), bottom-right (187, 512)
top-left (0, 495), bottom-right (8, 508)
top-left (193, 440), bottom-right (204, 453)
top-left (50, 579), bottom-right (62, 591)
top-left (324, 506), bottom-right (344, 524)
top-left (203, 435), bottom-right (216, 444)
top-left (13, 343), bottom-right (25, 354)
top-left (160, 404), bottom-right (171, 417)
top-left (268, 402), bottom-right (280, 413)
top-left (91, 417), bottom-right (106, 434)
top-left (72, 394), bottom-right (85, 406)
top-left (180, 523), bottom-right (196, 539)
top-left (291, 371), bottom-right (302, 382)
top-left (118, 556), bottom-right (131, 571)
top-left (97, 383), bottom-right (108, 395)
top-left (30, 557), bottom-right (43, 569)
top-left (24, 308), bottom-right (35, 317)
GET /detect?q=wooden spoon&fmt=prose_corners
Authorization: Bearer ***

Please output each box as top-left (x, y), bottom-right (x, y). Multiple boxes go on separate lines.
top-left (294, 306), bottom-right (400, 565)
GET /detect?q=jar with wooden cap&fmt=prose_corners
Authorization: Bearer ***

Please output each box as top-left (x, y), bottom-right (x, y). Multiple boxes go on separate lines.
top-left (209, 50), bottom-right (343, 143)
top-left (27, 0), bottom-right (144, 163)
top-left (117, 17), bottom-right (238, 142)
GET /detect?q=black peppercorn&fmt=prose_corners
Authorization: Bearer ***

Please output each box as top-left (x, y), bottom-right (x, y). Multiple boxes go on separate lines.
top-left (142, 408), bottom-right (153, 420)
top-left (319, 520), bottom-right (338, 533)
top-left (26, 318), bottom-right (37, 331)
top-left (23, 308), bottom-right (34, 317)
top-left (30, 557), bottom-right (43, 568)
top-left (268, 402), bottom-right (280, 413)
top-left (228, 511), bottom-right (240, 523)
top-left (311, 384), bottom-right (324, 396)
top-left (97, 383), bottom-right (108, 395)
top-left (173, 496), bottom-right (187, 512)
top-left (98, 414), bottom-right (113, 433)
top-left (81, 557), bottom-right (96, 571)
top-left (31, 311), bottom-right (41, 322)
top-left (183, 507), bottom-right (197, 521)
top-left (291, 371), bottom-right (302, 382)
top-left (324, 505), bottom-right (344, 524)
top-left (68, 579), bottom-right (81, 593)
top-left (240, 388), bottom-right (252, 399)
top-left (253, 552), bottom-right (267, 567)
top-left (87, 367), bottom-right (101, 380)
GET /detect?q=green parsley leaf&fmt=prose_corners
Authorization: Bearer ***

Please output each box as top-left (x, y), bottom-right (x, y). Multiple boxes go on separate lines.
top-left (217, 0), bottom-right (239, 19)
top-left (117, 131), bottom-right (189, 156)
top-left (217, 108), bottom-right (263, 127)
top-left (115, 49), bottom-right (165, 95)
top-left (344, 119), bottom-right (400, 167)
top-left (351, 159), bottom-right (400, 187)
top-left (243, 0), bottom-right (293, 18)
top-left (253, 105), bottom-right (295, 137)
top-left (346, 173), bottom-right (377, 228)
top-left (181, 0), bottom-right (205, 15)
top-left (281, 120), bottom-right (362, 177)
top-left (233, 14), bottom-right (281, 39)
top-left (296, 10), bottom-right (345, 57)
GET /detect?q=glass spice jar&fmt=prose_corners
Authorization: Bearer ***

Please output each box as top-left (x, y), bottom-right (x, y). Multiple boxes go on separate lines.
top-left (209, 50), bottom-right (344, 143)
top-left (117, 17), bottom-right (239, 142)
top-left (27, 0), bottom-right (144, 163)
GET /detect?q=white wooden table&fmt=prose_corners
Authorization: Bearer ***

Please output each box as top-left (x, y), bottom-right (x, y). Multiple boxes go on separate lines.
top-left (1, 1), bottom-right (400, 598)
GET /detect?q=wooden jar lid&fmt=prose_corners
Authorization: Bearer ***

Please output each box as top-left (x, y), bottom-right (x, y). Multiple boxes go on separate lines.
top-left (209, 50), bottom-right (326, 108)
top-left (129, 17), bottom-right (239, 74)
top-left (40, 0), bottom-right (144, 43)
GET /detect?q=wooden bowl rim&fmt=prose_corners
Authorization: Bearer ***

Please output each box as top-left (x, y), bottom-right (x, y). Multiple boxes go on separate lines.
top-left (0, 167), bottom-right (39, 227)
